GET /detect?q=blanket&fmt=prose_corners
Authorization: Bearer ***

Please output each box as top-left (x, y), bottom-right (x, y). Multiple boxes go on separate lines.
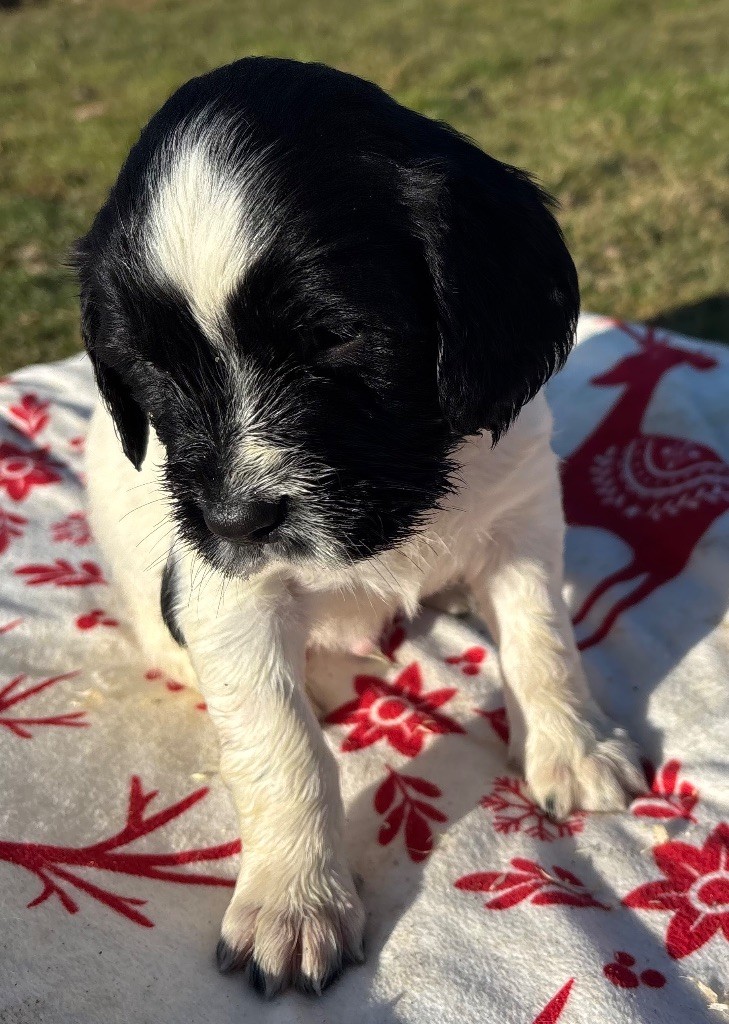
top-left (0, 314), bottom-right (727, 1024)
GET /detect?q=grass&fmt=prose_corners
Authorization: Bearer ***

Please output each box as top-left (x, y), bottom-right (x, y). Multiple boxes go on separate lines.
top-left (0, 0), bottom-right (727, 372)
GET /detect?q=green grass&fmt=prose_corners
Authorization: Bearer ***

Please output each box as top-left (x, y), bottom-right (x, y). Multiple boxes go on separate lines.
top-left (1, 0), bottom-right (727, 371)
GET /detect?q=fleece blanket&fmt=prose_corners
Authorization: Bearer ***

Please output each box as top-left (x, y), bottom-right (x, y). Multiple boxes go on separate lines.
top-left (0, 314), bottom-right (728, 1024)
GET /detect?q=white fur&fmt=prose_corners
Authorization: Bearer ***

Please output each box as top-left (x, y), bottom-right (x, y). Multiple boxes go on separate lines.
top-left (146, 113), bottom-right (273, 340)
top-left (86, 388), bottom-right (644, 994)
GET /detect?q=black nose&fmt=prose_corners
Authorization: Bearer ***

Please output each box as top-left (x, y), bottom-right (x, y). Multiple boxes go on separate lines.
top-left (204, 497), bottom-right (287, 544)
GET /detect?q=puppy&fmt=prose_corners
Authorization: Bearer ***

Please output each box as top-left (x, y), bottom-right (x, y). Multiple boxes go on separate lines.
top-left (76, 57), bottom-right (645, 996)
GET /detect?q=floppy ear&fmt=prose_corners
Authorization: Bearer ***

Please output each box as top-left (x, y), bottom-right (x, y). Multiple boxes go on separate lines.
top-left (78, 270), bottom-right (149, 471)
top-left (406, 149), bottom-right (579, 441)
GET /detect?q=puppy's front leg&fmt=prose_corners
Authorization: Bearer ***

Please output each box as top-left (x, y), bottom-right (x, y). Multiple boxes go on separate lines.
top-left (473, 522), bottom-right (646, 820)
top-left (175, 560), bottom-right (364, 996)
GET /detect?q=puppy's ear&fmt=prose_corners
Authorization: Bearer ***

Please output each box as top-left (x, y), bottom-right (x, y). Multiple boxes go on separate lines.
top-left (405, 149), bottom-right (579, 441)
top-left (78, 269), bottom-right (149, 471)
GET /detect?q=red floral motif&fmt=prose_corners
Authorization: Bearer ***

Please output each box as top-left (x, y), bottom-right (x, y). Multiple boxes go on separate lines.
top-left (8, 393), bottom-right (50, 439)
top-left (374, 767), bottom-right (446, 862)
top-left (76, 609), bottom-right (119, 630)
top-left (624, 823), bottom-right (729, 959)
top-left (631, 759), bottom-right (698, 822)
top-left (325, 662), bottom-right (464, 757)
top-left (52, 511), bottom-right (91, 546)
top-left (603, 951), bottom-right (666, 988)
top-left (456, 857), bottom-right (609, 910)
top-left (0, 442), bottom-right (62, 501)
top-left (15, 558), bottom-right (106, 587)
top-left (477, 705), bottom-right (509, 744)
top-left (0, 776), bottom-right (240, 927)
top-left (0, 507), bottom-right (27, 555)
top-left (482, 776), bottom-right (585, 841)
top-left (378, 615), bottom-right (406, 661)
top-left (532, 980), bottom-right (575, 1023)
top-left (445, 646), bottom-right (486, 675)
top-left (0, 671), bottom-right (87, 739)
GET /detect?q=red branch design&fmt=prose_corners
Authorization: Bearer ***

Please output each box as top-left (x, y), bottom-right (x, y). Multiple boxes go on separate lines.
top-left (0, 776), bottom-right (241, 927)
top-left (0, 671), bottom-right (87, 739)
top-left (15, 558), bottom-right (106, 587)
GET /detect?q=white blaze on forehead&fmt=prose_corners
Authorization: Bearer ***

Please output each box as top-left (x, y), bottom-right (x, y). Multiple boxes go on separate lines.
top-left (145, 114), bottom-right (269, 339)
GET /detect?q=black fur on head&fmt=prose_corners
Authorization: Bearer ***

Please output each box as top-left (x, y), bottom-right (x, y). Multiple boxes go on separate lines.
top-left (74, 57), bottom-right (579, 575)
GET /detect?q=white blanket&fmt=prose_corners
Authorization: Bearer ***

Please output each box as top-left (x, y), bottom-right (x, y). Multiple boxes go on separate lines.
top-left (0, 314), bottom-right (727, 1023)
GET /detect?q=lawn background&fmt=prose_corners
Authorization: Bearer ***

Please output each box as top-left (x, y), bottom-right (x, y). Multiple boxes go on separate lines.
top-left (0, 0), bottom-right (727, 372)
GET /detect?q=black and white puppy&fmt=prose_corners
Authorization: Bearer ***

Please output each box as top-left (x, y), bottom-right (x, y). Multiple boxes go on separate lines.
top-left (76, 57), bottom-right (645, 996)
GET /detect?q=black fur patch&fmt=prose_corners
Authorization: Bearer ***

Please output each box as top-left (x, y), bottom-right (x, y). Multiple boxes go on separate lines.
top-left (160, 556), bottom-right (185, 647)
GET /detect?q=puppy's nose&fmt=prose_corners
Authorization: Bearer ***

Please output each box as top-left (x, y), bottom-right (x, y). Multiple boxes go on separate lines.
top-left (204, 497), bottom-right (286, 544)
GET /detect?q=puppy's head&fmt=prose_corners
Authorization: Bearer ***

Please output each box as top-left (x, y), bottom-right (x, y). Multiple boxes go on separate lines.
top-left (75, 57), bottom-right (578, 577)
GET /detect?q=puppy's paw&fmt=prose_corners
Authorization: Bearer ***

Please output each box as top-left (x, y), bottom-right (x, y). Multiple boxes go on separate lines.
top-left (525, 706), bottom-right (647, 820)
top-left (216, 862), bottom-right (365, 997)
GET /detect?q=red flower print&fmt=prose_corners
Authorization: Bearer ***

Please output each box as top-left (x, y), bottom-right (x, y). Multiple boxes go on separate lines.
top-left (0, 671), bottom-right (87, 739)
top-left (0, 776), bottom-right (240, 927)
top-left (374, 767), bottom-right (447, 862)
top-left (325, 662), bottom-right (464, 757)
top-left (0, 507), bottom-right (27, 555)
top-left (378, 615), bottom-right (406, 661)
top-left (481, 776), bottom-right (585, 841)
top-left (52, 511), bottom-right (91, 546)
top-left (477, 704), bottom-right (509, 744)
top-left (603, 951), bottom-right (666, 989)
top-left (15, 559), bottom-right (106, 587)
top-left (8, 393), bottom-right (50, 439)
top-left (445, 646), bottom-right (486, 675)
top-left (632, 759), bottom-right (698, 822)
top-left (456, 857), bottom-right (609, 911)
top-left (623, 823), bottom-right (729, 959)
top-left (76, 609), bottom-right (119, 630)
top-left (532, 980), bottom-right (574, 1024)
top-left (0, 442), bottom-right (62, 501)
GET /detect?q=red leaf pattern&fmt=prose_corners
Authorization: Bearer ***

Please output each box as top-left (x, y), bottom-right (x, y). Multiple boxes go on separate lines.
top-left (632, 759), bottom-right (698, 822)
top-left (8, 393), bottom-right (50, 439)
top-left (0, 442), bottom-right (62, 501)
top-left (0, 506), bottom-right (27, 554)
top-left (52, 511), bottom-right (91, 546)
top-left (374, 768), bottom-right (447, 862)
top-left (15, 558), bottom-right (106, 587)
top-left (456, 858), bottom-right (610, 911)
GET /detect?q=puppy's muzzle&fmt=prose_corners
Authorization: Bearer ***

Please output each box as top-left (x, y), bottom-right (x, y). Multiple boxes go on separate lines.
top-left (203, 495), bottom-right (288, 544)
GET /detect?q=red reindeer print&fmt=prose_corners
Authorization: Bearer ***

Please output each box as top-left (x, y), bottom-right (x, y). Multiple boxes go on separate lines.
top-left (0, 776), bottom-right (240, 927)
top-left (374, 767), bottom-right (446, 862)
top-left (0, 671), bottom-right (87, 739)
top-left (562, 322), bottom-right (729, 649)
